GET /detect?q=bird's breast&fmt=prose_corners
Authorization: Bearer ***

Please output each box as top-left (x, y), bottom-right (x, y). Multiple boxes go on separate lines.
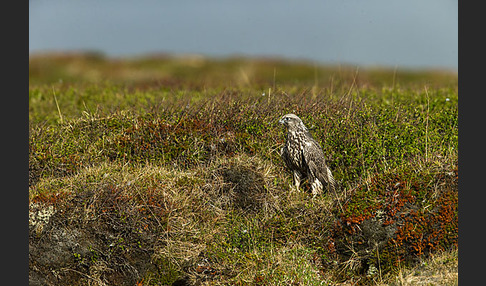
top-left (284, 136), bottom-right (304, 166)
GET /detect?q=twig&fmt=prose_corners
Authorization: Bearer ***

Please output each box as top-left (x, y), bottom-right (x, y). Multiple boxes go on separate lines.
top-left (345, 67), bottom-right (360, 119)
top-left (376, 243), bottom-right (383, 283)
top-left (346, 66), bottom-right (360, 97)
top-left (52, 86), bottom-right (64, 124)
top-left (59, 267), bottom-right (100, 282)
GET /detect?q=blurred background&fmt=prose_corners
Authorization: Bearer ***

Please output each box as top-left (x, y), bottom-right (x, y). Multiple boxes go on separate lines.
top-left (29, 0), bottom-right (458, 71)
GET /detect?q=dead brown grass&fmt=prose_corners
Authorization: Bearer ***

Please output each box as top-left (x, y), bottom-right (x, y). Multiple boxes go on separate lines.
top-left (379, 248), bottom-right (458, 285)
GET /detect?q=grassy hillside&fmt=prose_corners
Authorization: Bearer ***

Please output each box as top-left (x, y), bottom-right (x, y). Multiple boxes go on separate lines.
top-left (29, 53), bottom-right (458, 285)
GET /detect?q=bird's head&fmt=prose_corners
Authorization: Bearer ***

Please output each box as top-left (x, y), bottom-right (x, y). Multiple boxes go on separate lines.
top-left (279, 114), bottom-right (306, 131)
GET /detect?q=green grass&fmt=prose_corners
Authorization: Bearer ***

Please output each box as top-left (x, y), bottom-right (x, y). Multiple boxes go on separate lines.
top-left (29, 53), bottom-right (458, 286)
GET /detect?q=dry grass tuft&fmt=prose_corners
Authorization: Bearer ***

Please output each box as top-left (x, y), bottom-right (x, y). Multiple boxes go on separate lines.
top-left (379, 249), bottom-right (458, 286)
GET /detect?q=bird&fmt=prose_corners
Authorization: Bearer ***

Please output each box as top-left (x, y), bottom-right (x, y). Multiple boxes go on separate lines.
top-left (278, 113), bottom-right (336, 196)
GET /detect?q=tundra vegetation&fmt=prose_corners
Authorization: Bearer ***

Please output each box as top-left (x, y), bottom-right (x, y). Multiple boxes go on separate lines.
top-left (29, 53), bottom-right (458, 285)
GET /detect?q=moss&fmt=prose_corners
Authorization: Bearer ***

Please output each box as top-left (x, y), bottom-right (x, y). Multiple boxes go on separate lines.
top-left (144, 257), bottom-right (183, 285)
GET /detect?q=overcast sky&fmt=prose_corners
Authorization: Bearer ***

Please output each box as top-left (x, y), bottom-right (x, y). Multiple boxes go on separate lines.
top-left (29, 0), bottom-right (458, 70)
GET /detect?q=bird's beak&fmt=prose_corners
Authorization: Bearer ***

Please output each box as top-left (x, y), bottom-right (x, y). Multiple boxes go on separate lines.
top-left (278, 118), bottom-right (284, 125)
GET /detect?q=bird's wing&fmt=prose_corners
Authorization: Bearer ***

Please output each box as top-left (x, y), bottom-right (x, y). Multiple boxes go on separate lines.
top-left (281, 146), bottom-right (292, 169)
top-left (302, 138), bottom-right (335, 190)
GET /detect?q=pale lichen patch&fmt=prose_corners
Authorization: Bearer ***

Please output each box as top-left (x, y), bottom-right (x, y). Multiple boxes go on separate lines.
top-left (29, 203), bottom-right (55, 236)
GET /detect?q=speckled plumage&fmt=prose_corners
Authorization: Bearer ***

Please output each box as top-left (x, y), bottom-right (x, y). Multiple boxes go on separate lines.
top-left (279, 114), bottom-right (335, 196)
